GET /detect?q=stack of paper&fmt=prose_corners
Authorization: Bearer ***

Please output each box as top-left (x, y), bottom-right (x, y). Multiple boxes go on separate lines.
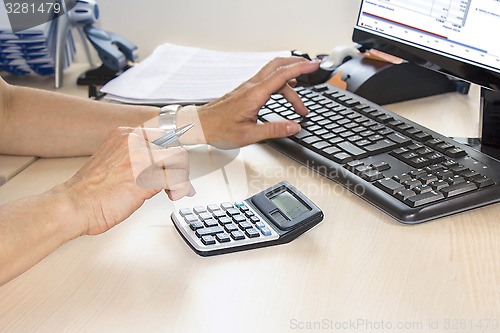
top-left (100, 43), bottom-right (290, 105)
top-left (0, 9), bottom-right (74, 76)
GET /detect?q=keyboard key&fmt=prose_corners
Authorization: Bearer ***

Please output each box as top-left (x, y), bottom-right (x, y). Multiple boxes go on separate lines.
top-left (408, 156), bottom-right (432, 168)
top-left (414, 185), bottom-right (433, 194)
top-left (303, 136), bottom-right (322, 144)
top-left (474, 176), bottom-right (495, 188)
top-left (387, 133), bottom-right (412, 146)
top-left (446, 175), bottom-right (466, 185)
top-left (345, 160), bottom-right (364, 171)
top-left (261, 113), bottom-right (288, 123)
top-left (441, 181), bottom-right (477, 198)
top-left (312, 141), bottom-right (331, 150)
top-left (332, 152), bottom-right (353, 164)
top-left (370, 161), bottom-right (391, 171)
top-left (375, 178), bottom-right (405, 195)
top-left (337, 142), bottom-right (367, 159)
top-left (403, 179), bottom-right (422, 189)
top-left (393, 173), bottom-right (412, 183)
top-left (418, 174), bottom-right (438, 185)
top-left (430, 180), bottom-right (449, 191)
top-left (293, 129), bottom-right (312, 140)
top-left (414, 132), bottom-right (432, 142)
top-left (364, 139), bottom-right (397, 155)
top-left (446, 147), bottom-right (467, 158)
top-left (405, 191), bottom-right (444, 207)
top-left (395, 189), bottom-right (417, 201)
top-left (361, 169), bottom-right (384, 182)
top-left (322, 146), bottom-right (342, 156)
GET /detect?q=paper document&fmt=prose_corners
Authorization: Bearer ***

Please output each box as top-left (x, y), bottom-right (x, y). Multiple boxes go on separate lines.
top-left (100, 43), bottom-right (290, 105)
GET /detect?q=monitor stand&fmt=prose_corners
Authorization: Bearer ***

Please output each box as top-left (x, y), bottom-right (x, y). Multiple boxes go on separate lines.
top-left (452, 87), bottom-right (500, 161)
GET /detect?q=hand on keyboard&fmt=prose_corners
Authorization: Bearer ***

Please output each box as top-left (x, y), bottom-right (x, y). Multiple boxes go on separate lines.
top-left (181, 57), bottom-right (321, 148)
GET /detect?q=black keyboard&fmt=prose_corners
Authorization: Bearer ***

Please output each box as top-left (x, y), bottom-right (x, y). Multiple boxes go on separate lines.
top-left (258, 83), bottom-right (500, 223)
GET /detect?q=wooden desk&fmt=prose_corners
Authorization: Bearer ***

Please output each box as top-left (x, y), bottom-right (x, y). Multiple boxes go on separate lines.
top-left (1, 72), bottom-right (499, 333)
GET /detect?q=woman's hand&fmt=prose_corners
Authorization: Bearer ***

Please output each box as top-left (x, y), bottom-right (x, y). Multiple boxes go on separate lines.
top-left (177, 57), bottom-right (320, 148)
top-left (60, 127), bottom-right (195, 236)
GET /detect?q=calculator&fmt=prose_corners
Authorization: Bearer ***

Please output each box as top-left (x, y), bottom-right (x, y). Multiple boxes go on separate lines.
top-left (171, 181), bottom-right (324, 256)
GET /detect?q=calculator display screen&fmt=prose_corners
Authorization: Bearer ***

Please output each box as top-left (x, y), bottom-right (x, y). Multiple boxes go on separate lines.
top-left (271, 191), bottom-right (310, 219)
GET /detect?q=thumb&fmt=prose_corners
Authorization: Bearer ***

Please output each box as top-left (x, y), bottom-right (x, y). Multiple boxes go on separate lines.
top-left (253, 120), bottom-right (301, 142)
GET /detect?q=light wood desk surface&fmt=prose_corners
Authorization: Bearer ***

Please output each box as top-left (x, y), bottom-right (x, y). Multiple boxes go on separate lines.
top-left (1, 66), bottom-right (500, 333)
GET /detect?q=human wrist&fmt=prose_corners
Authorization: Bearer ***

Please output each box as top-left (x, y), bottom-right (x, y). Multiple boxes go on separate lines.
top-left (45, 184), bottom-right (89, 241)
top-left (176, 105), bottom-right (208, 145)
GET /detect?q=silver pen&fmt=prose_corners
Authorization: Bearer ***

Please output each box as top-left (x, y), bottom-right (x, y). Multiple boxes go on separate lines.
top-left (152, 123), bottom-right (195, 147)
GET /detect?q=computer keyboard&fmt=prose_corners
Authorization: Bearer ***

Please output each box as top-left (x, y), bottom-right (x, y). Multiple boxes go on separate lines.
top-left (258, 83), bottom-right (500, 223)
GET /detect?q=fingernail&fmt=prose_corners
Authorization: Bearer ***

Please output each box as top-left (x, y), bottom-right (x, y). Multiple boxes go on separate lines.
top-left (287, 123), bottom-right (301, 135)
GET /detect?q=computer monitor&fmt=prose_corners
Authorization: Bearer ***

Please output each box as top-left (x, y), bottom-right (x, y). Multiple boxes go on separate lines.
top-left (352, 0), bottom-right (500, 157)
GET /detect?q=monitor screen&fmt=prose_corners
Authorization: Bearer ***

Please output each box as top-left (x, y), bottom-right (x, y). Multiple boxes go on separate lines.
top-left (352, 0), bottom-right (500, 90)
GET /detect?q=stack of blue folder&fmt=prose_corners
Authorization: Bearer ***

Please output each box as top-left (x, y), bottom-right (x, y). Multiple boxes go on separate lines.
top-left (0, 12), bottom-right (75, 76)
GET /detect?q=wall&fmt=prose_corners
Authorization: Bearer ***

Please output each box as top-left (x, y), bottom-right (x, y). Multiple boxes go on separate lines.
top-left (93, 0), bottom-right (362, 60)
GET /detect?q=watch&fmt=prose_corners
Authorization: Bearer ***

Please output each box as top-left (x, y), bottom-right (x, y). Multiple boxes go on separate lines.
top-left (158, 104), bottom-right (182, 131)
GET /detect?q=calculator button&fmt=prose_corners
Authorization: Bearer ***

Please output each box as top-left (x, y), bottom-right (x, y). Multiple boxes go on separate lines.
top-left (179, 208), bottom-right (192, 217)
top-left (244, 210), bottom-right (255, 218)
top-left (218, 216), bottom-right (232, 225)
top-left (230, 230), bottom-right (245, 240)
top-left (226, 208), bottom-right (240, 217)
top-left (211, 210), bottom-right (227, 219)
top-left (189, 221), bottom-right (205, 231)
top-left (215, 233), bottom-right (231, 243)
top-left (201, 235), bottom-right (216, 245)
top-left (245, 228), bottom-right (260, 238)
top-left (238, 221), bottom-right (253, 230)
top-left (232, 215), bottom-right (247, 224)
top-left (184, 214), bottom-right (199, 224)
top-left (260, 227), bottom-right (272, 236)
top-left (203, 218), bottom-right (219, 227)
top-left (221, 202), bottom-right (234, 210)
top-left (196, 226), bottom-right (224, 238)
top-left (239, 204), bottom-right (250, 212)
top-left (224, 223), bottom-right (239, 233)
top-left (207, 204), bottom-right (221, 213)
top-left (255, 221), bottom-right (266, 230)
top-left (235, 201), bottom-right (245, 208)
top-left (193, 206), bottom-right (207, 215)
top-left (249, 216), bottom-right (260, 224)
top-left (198, 212), bottom-right (213, 221)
